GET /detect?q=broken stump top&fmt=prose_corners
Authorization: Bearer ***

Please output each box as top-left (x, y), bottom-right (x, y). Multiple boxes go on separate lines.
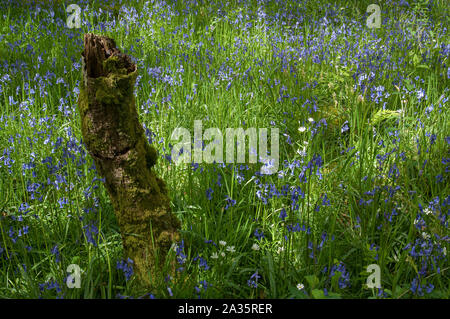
top-left (82, 33), bottom-right (136, 79)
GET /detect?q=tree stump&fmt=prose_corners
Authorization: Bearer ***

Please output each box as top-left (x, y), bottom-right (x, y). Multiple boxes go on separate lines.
top-left (78, 33), bottom-right (180, 287)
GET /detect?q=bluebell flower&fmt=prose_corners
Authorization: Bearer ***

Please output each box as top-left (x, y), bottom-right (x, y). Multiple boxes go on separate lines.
top-left (193, 255), bottom-right (210, 271)
top-left (206, 188), bottom-right (213, 200)
top-left (51, 245), bottom-right (60, 263)
top-left (410, 276), bottom-right (423, 296)
top-left (224, 196), bottom-right (236, 210)
top-left (279, 208), bottom-right (287, 221)
top-left (18, 202), bottom-right (31, 214)
top-left (198, 257), bottom-right (209, 271)
top-left (8, 226), bottom-right (17, 244)
top-left (254, 228), bottom-right (264, 240)
top-left (216, 173), bottom-right (222, 186)
top-left (83, 222), bottom-right (99, 246)
top-left (175, 240), bottom-right (186, 265)
top-left (57, 197), bottom-right (68, 209)
top-left (329, 262), bottom-right (350, 289)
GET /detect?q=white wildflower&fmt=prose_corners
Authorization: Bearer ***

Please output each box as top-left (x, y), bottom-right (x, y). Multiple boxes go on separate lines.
top-left (421, 232), bottom-right (431, 240)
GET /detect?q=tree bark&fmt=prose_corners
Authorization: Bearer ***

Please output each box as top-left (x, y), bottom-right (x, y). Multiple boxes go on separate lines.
top-left (78, 33), bottom-right (180, 287)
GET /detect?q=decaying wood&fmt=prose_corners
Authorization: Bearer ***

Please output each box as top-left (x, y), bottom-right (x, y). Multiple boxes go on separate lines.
top-left (78, 33), bottom-right (180, 287)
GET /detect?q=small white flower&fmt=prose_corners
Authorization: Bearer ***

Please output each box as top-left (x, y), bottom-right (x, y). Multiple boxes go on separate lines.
top-left (296, 283), bottom-right (304, 290)
top-left (421, 232), bottom-right (431, 240)
top-left (308, 117), bottom-right (314, 122)
top-left (251, 243), bottom-right (260, 251)
top-left (211, 252), bottom-right (219, 259)
top-left (226, 246), bottom-right (236, 253)
top-left (423, 208), bottom-right (432, 215)
top-left (298, 126), bottom-right (306, 133)
top-left (219, 240), bottom-right (227, 246)
top-left (220, 252), bottom-right (226, 257)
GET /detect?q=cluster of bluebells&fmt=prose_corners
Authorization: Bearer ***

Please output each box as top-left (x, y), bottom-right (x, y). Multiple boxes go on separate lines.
top-left (224, 196), bottom-right (236, 210)
top-left (402, 200), bottom-right (449, 296)
top-left (116, 292), bottom-right (156, 299)
top-left (51, 245), bottom-right (61, 263)
top-left (174, 240), bottom-right (187, 272)
top-left (324, 262), bottom-right (351, 289)
top-left (39, 280), bottom-right (63, 298)
top-left (82, 222), bottom-right (100, 247)
top-left (410, 276), bottom-right (435, 297)
top-left (254, 228), bottom-right (264, 241)
top-left (193, 255), bottom-right (210, 271)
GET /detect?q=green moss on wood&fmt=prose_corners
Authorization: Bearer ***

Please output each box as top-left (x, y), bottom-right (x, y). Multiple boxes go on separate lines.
top-left (78, 37), bottom-right (180, 288)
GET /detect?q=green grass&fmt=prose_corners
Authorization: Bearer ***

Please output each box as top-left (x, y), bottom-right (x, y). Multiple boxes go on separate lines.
top-left (0, 0), bottom-right (448, 299)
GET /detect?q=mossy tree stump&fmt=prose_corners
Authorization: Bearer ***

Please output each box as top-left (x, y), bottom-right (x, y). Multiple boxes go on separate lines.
top-left (78, 33), bottom-right (180, 287)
